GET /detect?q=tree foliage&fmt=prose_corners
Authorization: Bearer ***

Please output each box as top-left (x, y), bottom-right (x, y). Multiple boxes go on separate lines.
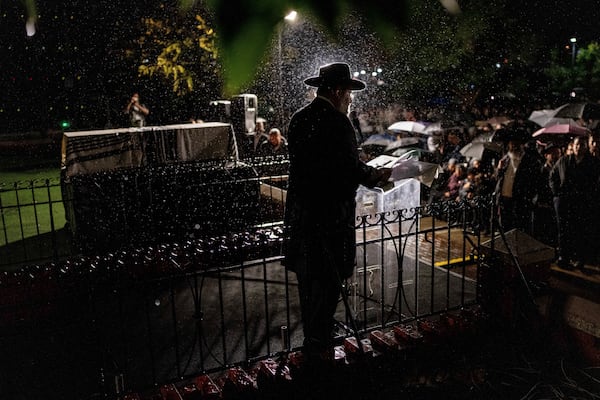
top-left (384, 0), bottom-right (548, 106)
top-left (137, 13), bottom-right (218, 96)
top-left (192, 0), bottom-right (549, 104)
top-left (198, 0), bottom-right (414, 96)
top-left (544, 42), bottom-right (600, 101)
top-left (15, 0), bottom-right (600, 117)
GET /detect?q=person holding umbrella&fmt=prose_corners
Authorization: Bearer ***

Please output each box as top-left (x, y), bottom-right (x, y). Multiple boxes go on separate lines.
top-left (283, 62), bottom-right (390, 370)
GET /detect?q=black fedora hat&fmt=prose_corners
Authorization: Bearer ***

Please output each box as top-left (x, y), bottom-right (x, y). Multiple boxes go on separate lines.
top-left (494, 127), bottom-right (530, 143)
top-left (304, 62), bottom-right (366, 91)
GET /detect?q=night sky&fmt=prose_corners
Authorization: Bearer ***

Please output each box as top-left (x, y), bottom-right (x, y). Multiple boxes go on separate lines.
top-left (1, 0), bottom-right (600, 134)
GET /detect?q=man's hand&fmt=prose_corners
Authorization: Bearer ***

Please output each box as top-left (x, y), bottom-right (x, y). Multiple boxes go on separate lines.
top-left (375, 167), bottom-right (392, 188)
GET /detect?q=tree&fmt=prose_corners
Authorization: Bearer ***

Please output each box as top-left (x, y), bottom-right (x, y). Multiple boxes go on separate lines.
top-left (546, 42), bottom-right (600, 101)
top-left (136, 13), bottom-right (219, 96)
top-left (384, 0), bottom-right (550, 108)
top-left (198, 0), bottom-right (413, 96)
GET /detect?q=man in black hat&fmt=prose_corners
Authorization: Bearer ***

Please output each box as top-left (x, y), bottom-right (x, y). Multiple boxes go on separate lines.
top-left (283, 62), bottom-right (390, 364)
top-left (494, 127), bottom-right (544, 234)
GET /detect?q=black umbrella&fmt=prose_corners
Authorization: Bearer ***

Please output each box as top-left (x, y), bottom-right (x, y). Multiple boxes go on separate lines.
top-left (459, 141), bottom-right (502, 160)
top-left (553, 102), bottom-right (600, 120)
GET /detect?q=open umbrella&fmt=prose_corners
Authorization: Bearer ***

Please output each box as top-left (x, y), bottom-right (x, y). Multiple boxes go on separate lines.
top-left (553, 103), bottom-right (600, 120)
top-left (532, 122), bottom-right (590, 138)
top-left (528, 109), bottom-right (572, 127)
top-left (387, 121), bottom-right (427, 134)
top-left (459, 141), bottom-right (503, 160)
top-left (421, 121), bottom-right (463, 135)
top-left (361, 133), bottom-right (396, 147)
top-left (389, 159), bottom-right (442, 187)
top-left (423, 122), bottom-right (442, 134)
top-left (475, 116), bottom-right (512, 127)
top-left (393, 147), bottom-right (433, 160)
top-left (384, 137), bottom-right (420, 152)
top-left (366, 156), bottom-right (442, 187)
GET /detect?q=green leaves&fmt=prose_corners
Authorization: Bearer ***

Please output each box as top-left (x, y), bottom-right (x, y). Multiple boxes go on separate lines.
top-left (137, 15), bottom-right (218, 96)
top-left (185, 0), bottom-right (411, 96)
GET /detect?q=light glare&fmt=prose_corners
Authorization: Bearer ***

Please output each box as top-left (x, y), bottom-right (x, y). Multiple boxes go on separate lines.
top-left (25, 17), bottom-right (36, 36)
top-left (285, 11), bottom-right (297, 21)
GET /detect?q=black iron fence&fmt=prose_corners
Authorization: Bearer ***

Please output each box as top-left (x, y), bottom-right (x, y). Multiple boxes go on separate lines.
top-left (0, 177), bottom-right (72, 268)
top-left (0, 157), bottom-right (291, 268)
top-left (0, 159), bottom-right (487, 399)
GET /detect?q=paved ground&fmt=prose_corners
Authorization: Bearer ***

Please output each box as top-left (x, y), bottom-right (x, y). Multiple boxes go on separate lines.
top-left (1, 217), bottom-right (599, 399)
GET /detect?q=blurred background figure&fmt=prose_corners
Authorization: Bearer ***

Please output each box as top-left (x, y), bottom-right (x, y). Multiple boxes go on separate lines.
top-left (349, 110), bottom-right (365, 144)
top-left (125, 92), bottom-right (149, 127)
top-left (550, 136), bottom-right (600, 270)
top-left (258, 128), bottom-right (288, 156)
top-left (254, 117), bottom-right (269, 151)
top-left (494, 129), bottom-right (543, 234)
top-left (588, 130), bottom-right (600, 160)
top-left (534, 143), bottom-right (561, 246)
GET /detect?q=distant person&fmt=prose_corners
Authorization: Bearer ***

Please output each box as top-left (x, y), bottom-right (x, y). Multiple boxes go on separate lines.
top-left (253, 118), bottom-right (269, 151)
top-left (550, 136), bottom-right (600, 270)
top-left (444, 163), bottom-right (464, 202)
top-left (125, 92), bottom-right (149, 127)
top-left (589, 130), bottom-right (600, 160)
top-left (349, 110), bottom-right (365, 144)
top-left (425, 135), bottom-right (444, 164)
top-left (534, 143), bottom-right (561, 246)
top-left (459, 167), bottom-right (477, 201)
top-left (564, 139), bottom-right (574, 156)
top-left (442, 130), bottom-right (465, 164)
top-left (494, 128), bottom-right (543, 234)
top-left (258, 128), bottom-right (288, 156)
top-left (428, 158), bottom-right (456, 204)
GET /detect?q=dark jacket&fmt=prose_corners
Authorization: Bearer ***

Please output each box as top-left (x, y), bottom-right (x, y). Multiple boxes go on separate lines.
top-left (257, 139), bottom-right (288, 156)
top-left (283, 96), bottom-right (382, 279)
top-left (549, 153), bottom-right (600, 199)
top-left (495, 151), bottom-right (543, 210)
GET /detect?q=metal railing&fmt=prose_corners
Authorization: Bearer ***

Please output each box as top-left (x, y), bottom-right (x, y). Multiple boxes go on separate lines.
top-left (0, 177), bottom-right (72, 268)
top-left (0, 157), bottom-right (291, 268)
top-left (0, 159), bottom-right (486, 398)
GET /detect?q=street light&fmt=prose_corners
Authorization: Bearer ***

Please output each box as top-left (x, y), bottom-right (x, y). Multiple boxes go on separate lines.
top-left (277, 11), bottom-right (297, 132)
top-left (284, 10), bottom-right (297, 22)
top-left (570, 37), bottom-right (577, 66)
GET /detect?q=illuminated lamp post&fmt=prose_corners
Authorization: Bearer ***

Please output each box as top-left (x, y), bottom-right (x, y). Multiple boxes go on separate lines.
top-left (570, 37), bottom-right (577, 66)
top-left (277, 11), bottom-right (297, 132)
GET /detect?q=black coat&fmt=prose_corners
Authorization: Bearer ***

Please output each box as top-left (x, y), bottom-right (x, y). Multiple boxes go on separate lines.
top-left (283, 97), bottom-right (382, 279)
top-left (549, 153), bottom-right (600, 200)
top-left (495, 151), bottom-right (543, 211)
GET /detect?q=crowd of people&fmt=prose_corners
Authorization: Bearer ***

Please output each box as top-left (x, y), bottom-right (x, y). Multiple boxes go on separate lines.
top-left (247, 92), bottom-right (600, 272)
top-left (266, 62), bottom-right (600, 391)
top-left (124, 84), bottom-right (600, 274)
top-left (351, 102), bottom-right (600, 273)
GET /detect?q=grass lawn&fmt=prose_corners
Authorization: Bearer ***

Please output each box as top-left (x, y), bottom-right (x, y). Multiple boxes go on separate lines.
top-left (0, 163), bottom-right (67, 267)
top-left (0, 167), bottom-right (61, 184)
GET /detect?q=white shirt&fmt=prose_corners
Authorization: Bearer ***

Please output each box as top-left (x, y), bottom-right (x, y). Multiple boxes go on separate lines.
top-left (501, 152), bottom-right (522, 198)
